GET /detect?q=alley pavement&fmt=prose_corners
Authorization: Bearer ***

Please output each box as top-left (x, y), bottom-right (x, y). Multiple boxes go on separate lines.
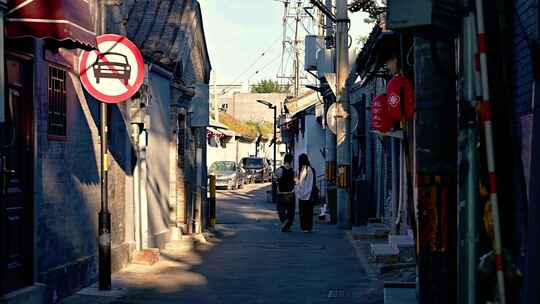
top-left (62, 183), bottom-right (384, 304)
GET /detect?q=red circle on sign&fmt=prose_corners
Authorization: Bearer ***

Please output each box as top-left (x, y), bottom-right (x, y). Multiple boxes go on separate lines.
top-left (79, 34), bottom-right (144, 103)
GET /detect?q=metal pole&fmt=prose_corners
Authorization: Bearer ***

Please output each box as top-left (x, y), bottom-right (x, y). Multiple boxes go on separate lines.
top-left (461, 13), bottom-right (478, 304)
top-left (0, 6), bottom-right (5, 124)
top-left (473, 1), bottom-right (506, 302)
top-left (391, 137), bottom-right (399, 228)
top-left (335, 0), bottom-right (351, 229)
top-left (209, 175), bottom-right (216, 227)
top-left (213, 70), bottom-right (219, 123)
top-left (293, 1), bottom-right (301, 97)
top-left (273, 106), bottom-right (277, 205)
top-left (97, 0), bottom-right (111, 290)
top-left (324, 0), bottom-right (337, 224)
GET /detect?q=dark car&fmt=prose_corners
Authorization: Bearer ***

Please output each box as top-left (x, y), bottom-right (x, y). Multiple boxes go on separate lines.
top-left (93, 52), bottom-right (131, 85)
top-left (241, 157), bottom-right (271, 183)
top-left (209, 161), bottom-right (245, 190)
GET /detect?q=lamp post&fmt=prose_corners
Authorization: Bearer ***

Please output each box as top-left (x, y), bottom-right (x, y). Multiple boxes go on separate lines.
top-left (257, 100), bottom-right (277, 205)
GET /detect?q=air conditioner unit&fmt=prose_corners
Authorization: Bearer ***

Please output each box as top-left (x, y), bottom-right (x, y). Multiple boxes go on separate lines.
top-left (386, 0), bottom-right (460, 36)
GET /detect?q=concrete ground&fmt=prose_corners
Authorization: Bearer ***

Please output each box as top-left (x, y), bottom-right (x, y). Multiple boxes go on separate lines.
top-left (61, 183), bottom-right (384, 304)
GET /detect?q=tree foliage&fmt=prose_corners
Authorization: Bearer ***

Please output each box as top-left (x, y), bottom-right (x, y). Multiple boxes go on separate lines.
top-left (251, 79), bottom-right (289, 93)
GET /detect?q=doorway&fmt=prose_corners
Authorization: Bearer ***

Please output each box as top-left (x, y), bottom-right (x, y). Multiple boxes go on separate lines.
top-left (0, 56), bottom-right (34, 295)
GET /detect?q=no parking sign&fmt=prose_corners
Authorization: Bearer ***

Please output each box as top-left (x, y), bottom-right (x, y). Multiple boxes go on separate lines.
top-left (79, 34), bottom-right (144, 103)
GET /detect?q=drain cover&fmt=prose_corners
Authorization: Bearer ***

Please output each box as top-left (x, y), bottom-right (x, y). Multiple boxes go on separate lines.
top-left (328, 289), bottom-right (346, 298)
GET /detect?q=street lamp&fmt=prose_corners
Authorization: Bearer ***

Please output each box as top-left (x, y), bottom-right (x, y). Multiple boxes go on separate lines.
top-left (257, 100), bottom-right (277, 205)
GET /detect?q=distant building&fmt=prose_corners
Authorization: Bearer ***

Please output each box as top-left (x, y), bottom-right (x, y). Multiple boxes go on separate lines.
top-left (230, 93), bottom-right (288, 122)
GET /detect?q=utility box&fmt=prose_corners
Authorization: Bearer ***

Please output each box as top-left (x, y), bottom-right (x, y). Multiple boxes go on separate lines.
top-left (305, 35), bottom-right (325, 71)
top-left (386, 0), bottom-right (459, 36)
top-left (317, 48), bottom-right (335, 76)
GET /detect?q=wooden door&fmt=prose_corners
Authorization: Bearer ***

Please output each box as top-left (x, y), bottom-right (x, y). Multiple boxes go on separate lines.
top-left (0, 57), bottom-right (34, 295)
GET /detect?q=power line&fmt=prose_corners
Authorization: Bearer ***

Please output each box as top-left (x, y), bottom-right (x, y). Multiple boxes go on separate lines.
top-left (247, 53), bottom-right (283, 80)
top-left (227, 35), bottom-right (282, 86)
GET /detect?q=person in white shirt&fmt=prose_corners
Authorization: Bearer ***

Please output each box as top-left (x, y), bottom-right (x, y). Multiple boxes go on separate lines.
top-left (295, 153), bottom-right (315, 232)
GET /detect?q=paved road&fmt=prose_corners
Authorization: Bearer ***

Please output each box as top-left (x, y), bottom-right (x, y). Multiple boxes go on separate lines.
top-left (63, 183), bottom-right (383, 304)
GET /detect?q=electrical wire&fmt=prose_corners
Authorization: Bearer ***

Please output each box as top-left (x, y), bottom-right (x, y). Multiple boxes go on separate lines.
top-left (247, 53), bottom-right (284, 80)
top-left (227, 35), bottom-right (282, 86)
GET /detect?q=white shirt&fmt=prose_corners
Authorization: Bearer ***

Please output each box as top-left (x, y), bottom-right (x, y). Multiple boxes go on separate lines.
top-left (295, 166), bottom-right (313, 201)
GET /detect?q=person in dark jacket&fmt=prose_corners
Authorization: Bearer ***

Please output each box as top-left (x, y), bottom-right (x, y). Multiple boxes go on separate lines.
top-left (275, 154), bottom-right (295, 232)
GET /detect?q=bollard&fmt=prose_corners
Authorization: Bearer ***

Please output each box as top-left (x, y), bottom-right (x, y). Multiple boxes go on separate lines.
top-left (209, 175), bottom-right (216, 227)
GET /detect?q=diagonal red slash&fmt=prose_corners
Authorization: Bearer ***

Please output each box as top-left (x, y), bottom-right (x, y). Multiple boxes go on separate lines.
top-left (93, 50), bottom-right (133, 91)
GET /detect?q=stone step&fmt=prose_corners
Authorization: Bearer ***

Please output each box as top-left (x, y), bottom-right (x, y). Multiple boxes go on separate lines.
top-left (388, 235), bottom-right (416, 263)
top-left (164, 238), bottom-right (194, 252)
top-left (351, 226), bottom-right (372, 240)
top-left (384, 281), bottom-right (416, 304)
top-left (367, 223), bottom-right (391, 238)
top-left (132, 248), bottom-right (160, 265)
top-left (370, 243), bottom-right (399, 264)
top-left (388, 235), bottom-right (414, 246)
top-left (352, 224), bottom-right (392, 240)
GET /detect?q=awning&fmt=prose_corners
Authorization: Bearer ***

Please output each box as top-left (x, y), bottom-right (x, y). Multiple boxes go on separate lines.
top-left (6, 0), bottom-right (97, 50)
top-left (208, 127), bottom-right (234, 139)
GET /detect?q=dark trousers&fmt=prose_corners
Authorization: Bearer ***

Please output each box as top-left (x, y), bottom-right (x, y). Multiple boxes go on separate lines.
top-left (299, 200), bottom-right (314, 231)
top-left (277, 193), bottom-right (295, 229)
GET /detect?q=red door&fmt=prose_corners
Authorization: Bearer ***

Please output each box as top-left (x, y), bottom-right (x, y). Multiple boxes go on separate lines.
top-left (0, 57), bottom-right (34, 295)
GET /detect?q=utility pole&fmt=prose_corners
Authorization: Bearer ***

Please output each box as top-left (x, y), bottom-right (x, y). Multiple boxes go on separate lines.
top-left (278, 0), bottom-right (311, 98)
top-left (213, 70), bottom-right (219, 123)
top-left (97, 0), bottom-right (111, 290)
top-left (324, 0), bottom-right (337, 224)
top-left (335, 0), bottom-right (351, 229)
top-left (293, 0), bottom-right (301, 97)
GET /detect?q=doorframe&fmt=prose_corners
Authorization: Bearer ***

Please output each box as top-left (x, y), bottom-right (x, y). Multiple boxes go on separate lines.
top-left (1, 49), bottom-right (36, 294)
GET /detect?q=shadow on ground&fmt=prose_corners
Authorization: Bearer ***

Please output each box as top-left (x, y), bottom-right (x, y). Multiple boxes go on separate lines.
top-left (62, 183), bottom-right (384, 304)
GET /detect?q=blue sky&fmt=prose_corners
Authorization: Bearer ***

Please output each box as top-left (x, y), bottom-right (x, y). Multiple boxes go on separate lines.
top-left (199, 0), bottom-right (373, 85)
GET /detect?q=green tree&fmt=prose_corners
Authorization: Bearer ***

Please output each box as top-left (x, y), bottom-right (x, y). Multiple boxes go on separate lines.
top-left (251, 79), bottom-right (289, 93)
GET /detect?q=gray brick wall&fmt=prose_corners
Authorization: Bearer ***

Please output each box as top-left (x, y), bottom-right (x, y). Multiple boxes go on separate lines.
top-left (513, 0), bottom-right (538, 115)
top-left (34, 41), bottom-right (132, 300)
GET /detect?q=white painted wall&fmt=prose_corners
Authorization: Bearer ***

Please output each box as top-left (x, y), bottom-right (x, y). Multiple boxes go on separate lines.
top-left (236, 140), bottom-right (256, 162)
top-left (207, 137), bottom-right (237, 168)
top-left (207, 137), bottom-right (258, 168)
top-left (293, 114), bottom-right (325, 192)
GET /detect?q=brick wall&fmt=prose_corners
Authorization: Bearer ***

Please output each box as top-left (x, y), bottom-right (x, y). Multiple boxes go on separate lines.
top-left (34, 41), bottom-right (132, 300)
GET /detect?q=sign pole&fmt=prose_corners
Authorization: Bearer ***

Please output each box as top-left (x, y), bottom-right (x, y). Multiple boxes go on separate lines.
top-left (99, 101), bottom-right (111, 290)
top-left (97, 0), bottom-right (111, 290)
top-left (80, 7), bottom-right (144, 292)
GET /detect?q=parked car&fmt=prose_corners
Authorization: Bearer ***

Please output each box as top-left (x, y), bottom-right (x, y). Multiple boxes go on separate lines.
top-left (209, 161), bottom-right (245, 190)
top-left (241, 157), bottom-right (271, 183)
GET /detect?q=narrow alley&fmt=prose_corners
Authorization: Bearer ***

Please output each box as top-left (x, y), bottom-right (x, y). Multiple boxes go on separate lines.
top-left (61, 183), bottom-right (383, 304)
top-left (2, 1), bottom-right (539, 303)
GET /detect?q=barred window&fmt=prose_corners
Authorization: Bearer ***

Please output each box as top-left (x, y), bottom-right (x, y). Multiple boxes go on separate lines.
top-left (48, 66), bottom-right (67, 137)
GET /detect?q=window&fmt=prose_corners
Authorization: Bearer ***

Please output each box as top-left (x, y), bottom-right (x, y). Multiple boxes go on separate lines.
top-left (48, 66), bottom-right (67, 137)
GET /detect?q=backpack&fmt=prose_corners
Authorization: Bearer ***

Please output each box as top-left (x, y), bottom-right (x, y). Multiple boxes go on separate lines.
top-left (309, 167), bottom-right (321, 205)
top-left (277, 166), bottom-right (295, 192)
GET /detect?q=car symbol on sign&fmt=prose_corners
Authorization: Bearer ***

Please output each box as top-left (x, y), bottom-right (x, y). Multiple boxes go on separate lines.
top-left (93, 52), bottom-right (131, 85)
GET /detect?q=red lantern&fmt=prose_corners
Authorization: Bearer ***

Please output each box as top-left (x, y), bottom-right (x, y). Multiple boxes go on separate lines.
top-left (371, 94), bottom-right (392, 133)
top-left (386, 74), bottom-right (415, 121)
